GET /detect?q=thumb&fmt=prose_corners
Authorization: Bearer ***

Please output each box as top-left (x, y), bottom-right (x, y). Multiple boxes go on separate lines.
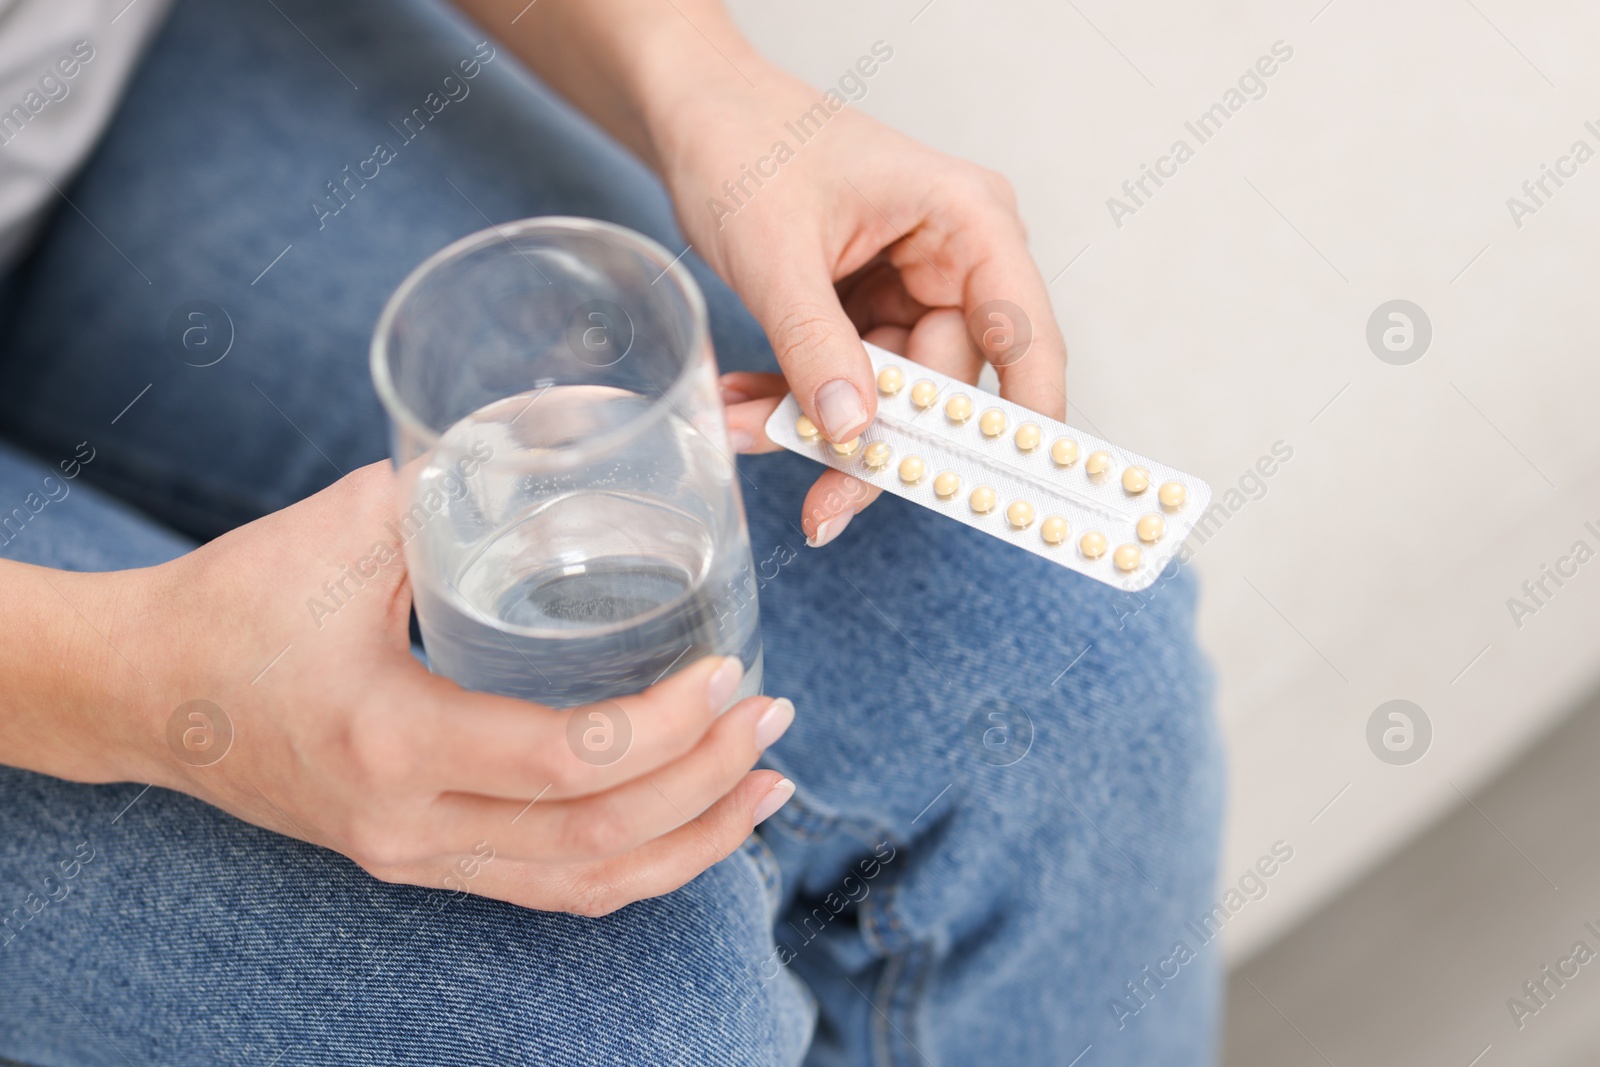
top-left (742, 253), bottom-right (876, 443)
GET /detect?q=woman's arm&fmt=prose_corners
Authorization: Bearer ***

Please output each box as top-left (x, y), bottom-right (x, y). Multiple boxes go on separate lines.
top-left (450, 0), bottom-right (759, 174)
top-left (453, 0), bottom-right (1072, 545)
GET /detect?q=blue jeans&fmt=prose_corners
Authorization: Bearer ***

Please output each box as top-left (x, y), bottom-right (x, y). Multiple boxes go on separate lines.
top-left (0, 1), bottom-right (1224, 1063)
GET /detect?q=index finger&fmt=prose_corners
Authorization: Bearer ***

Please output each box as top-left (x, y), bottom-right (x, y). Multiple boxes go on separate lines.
top-left (956, 213), bottom-right (1070, 421)
top-left (736, 243), bottom-right (879, 445)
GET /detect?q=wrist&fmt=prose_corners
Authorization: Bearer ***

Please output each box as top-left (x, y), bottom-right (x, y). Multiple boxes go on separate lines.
top-left (0, 561), bottom-right (178, 787)
top-left (628, 34), bottom-right (797, 179)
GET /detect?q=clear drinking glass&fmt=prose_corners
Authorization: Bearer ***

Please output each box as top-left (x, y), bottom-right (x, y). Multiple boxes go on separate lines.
top-left (371, 217), bottom-right (762, 708)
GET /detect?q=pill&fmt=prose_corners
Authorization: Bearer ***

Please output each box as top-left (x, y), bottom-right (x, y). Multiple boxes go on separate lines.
top-left (1014, 423), bottom-right (1042, 452)
top-left (864, 441), bottom-right (892, 469)
top-left (933, 470), bottom-right (960, 499)
top-left (831, 437), bottom-right (861, 456)
top-left (980, 408), bottom-right (1006, 437)
top-left (1080, 531), bottom-right (1107, 560)
top-left (1006, 500), bottom-right (1035, 529)
top-left (1114, 544), bottom-right (1142, 572)
top-left (877, 366), bottom-right (905, 396)
top-left (1136, 514), bottom-right (1165, 544)
top-left (1159, 481), bottom-right (1187, 510)
top-left (1040, 515), bottom-right (1069, 545)
top-left (898, 455), bottom-right (926, 484)
top-left (945, 394), bottom-right (974, 424)
top-left (969, 485), bottom-right (997, 514)
top-left (1085, 450), bottom-right (1112, 478)
top-left (796, 414), bottom-right (820, 442)
top-left (911, 380), bottom-right (939, 409)
top-left (1122, 465), bottom-right (1150, 494)
top-left (1050, 437), bottom-right (1079, 467)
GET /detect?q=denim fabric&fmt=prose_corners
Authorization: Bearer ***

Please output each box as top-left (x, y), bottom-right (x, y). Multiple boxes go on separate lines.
top-left (0, 0), bottom-right (1226, 1064)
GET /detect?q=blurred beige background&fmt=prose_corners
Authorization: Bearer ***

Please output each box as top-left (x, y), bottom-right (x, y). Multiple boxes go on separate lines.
top-left (727, 0), bottom-right (1600, 1055)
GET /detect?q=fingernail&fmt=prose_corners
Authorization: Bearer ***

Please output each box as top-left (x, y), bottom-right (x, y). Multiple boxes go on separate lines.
top-left (728, 428), bottom-right (756, 453)
top-left (707, 657), bottom-right (744, 712)
top-left (753, 778), bottom-right (796, 825)
top-left (754, 697), bottom-right (795, 750)
top-left (721, 383), bottom-right (752, 404)
top-left (806, 510), bottom-right (852, 548)
top-left (814, 379), bottom-right (867, 441)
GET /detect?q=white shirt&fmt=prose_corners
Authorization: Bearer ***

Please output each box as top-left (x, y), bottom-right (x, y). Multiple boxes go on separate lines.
top-left (0, 0), bottom-right (174, 272)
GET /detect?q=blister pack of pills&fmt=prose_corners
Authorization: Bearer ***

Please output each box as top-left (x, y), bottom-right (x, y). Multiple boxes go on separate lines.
top-left (764, 343), bottom-right (1212, 592)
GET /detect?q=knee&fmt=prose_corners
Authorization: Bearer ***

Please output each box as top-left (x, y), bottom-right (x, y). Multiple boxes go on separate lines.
top-left (923, 529), bottom-right (1218, 844)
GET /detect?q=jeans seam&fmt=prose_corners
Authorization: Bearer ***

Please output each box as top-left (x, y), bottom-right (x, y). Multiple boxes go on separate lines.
top-left (741, 831), bottom-right (784, 911)
top-left (859, 865), bottom-right (907, 958)
top-left (871, 941), bottom-right (936, 1067)
top-left (762, 780), bottom-right (901, 852)
top-left (856, 868), bottom-right (934, 1067)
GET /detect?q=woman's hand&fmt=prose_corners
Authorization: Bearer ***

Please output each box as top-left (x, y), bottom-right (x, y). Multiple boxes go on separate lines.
top-left (14, 464), bottom-right (794, 916)
top-left (456, 0), bottom-right (1068, 545)
top-left (656, 67), bottom-right (1070, 546)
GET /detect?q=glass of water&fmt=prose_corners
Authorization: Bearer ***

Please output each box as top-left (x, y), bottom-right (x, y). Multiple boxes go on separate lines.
top-left (371, 217), bottom-right (762, 708)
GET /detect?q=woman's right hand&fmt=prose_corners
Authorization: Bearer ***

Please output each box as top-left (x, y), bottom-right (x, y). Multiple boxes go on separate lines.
top-left (21, 463), bottom-right (794, 916)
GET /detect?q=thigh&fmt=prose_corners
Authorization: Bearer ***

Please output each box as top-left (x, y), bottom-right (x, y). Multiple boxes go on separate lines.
top-left (742, 456), bottom-right (1226, 1066)
top-left (0, 0), bottom-right (774, 541)
top-left (0, 769), bottom-right (814, 1067)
